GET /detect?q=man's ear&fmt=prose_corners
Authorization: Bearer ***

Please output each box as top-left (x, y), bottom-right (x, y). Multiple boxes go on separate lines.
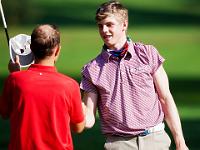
top-left (54, 45), bottom-right (61, 57)
top-left (122, 20), bottom-right (128, 31)
top-left (54, 45), bottom-right (61, 62)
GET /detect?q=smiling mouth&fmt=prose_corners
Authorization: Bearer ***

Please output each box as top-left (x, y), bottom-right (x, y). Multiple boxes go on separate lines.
top-left (104, 35), bottom-right (112, 40)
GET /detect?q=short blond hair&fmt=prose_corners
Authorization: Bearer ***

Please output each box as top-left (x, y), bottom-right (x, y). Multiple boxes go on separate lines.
top-left (95, 0), bottom-right (128, 23)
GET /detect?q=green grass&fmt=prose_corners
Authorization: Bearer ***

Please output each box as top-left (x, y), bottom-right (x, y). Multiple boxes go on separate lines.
top-left (1, 25), bottom-right (200, 77)
top-left (57, 25), bottom-right (200, 78)
top-left (0, 25), bottom-right (200, 149)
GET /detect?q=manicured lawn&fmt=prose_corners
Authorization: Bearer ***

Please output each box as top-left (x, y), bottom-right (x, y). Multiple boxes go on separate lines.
top-left (0, 25), bottom-right (200, 149)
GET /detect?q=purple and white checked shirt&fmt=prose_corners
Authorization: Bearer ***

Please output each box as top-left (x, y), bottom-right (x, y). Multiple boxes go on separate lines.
top-left (80, 40), bottom-right (165, 136)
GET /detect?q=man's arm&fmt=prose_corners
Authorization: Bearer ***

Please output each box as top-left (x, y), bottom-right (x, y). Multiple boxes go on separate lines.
top-left (82, 91), bottom-right (98, 128)
top-left (70, 121), bottom-right (85, 133)
top-left (153, 65), bottom-right (188, 150)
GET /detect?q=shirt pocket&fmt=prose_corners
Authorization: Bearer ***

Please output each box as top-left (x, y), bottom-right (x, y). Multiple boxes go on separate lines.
top-left (126, 65), bottom-right (152, 87)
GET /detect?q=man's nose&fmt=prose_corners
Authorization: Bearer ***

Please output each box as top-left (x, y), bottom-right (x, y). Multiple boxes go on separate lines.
top-left (102, 25), bottom-right (108, 32)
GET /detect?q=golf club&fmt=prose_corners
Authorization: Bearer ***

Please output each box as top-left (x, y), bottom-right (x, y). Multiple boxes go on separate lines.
top-left (0, 0), bottom-right (9, 46)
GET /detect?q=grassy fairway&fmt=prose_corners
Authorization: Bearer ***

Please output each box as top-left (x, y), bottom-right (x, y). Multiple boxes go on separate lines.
top-left (0, 25), bottom-right (200, 149)
top-left (1, 25), bottom-right (200, 77)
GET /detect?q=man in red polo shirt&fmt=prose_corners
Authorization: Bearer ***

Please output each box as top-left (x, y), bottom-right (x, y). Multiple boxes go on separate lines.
top-left (0, 24), bottom-right (85, 150)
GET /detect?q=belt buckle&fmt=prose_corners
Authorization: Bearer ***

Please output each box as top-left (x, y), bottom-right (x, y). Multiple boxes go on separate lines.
top-left (138, 130), bottom-right (150, 136)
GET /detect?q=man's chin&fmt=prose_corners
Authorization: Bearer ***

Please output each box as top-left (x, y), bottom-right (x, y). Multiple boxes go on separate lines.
top-left (104, 41), bottom-right (113, 47)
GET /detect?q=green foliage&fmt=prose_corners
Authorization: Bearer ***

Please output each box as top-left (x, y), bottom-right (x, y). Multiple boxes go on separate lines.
top-left (1, 0), bottom-right (200, 26)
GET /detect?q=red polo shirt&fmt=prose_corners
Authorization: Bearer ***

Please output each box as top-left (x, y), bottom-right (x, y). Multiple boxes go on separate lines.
top-left (0, 64), bottom-right (84, 150)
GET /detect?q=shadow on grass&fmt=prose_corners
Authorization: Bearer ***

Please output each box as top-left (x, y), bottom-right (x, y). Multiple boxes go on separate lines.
top-left (0, 76), bottom-right (200, 149)
top-left (169, 77), bottom-right (200, 107)
top-left (0, 118), bottom-right (199, 150)
top-left (72, 119), bottom-right (200, 150)
top-left (168, 119), bottom-right (200, 150)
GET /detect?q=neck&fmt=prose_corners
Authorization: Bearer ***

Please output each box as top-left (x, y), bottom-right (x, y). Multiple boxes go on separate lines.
top-left (109, 36), bottom-right (127, 50)
top-left (34, 58), bottom-right (55, 66)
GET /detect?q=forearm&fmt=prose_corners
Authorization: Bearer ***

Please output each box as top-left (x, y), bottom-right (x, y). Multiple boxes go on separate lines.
top-left (161, 93), bottom-right (187, 149)
top-left (153, 65), bottom-right (188, 149)
top-left (82, 92), bottom-right (97, 129)
top-left (70, 121), bottom-right (85, 133)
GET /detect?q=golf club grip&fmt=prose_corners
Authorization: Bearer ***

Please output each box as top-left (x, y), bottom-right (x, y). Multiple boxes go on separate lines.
top-left (4, 28), bottom-right (9, 46)
top-left (0, 1), bottom-right (9, 46)
top-left (0, 1), bottom-right (7, 28)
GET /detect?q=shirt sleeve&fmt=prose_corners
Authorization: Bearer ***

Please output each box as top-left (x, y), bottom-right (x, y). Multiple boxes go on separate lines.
top-left (149, 45), bottom-right (165, 74)
top-left (80, 65), bottom-right (98, 94)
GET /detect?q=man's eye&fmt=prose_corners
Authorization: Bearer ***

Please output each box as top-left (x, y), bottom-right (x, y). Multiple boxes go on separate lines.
top-left (107, 23), bottom-right (113, 27)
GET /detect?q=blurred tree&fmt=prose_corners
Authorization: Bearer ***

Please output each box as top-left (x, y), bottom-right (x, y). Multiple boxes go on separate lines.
top-left (2, 0), bottom-right (32, 25)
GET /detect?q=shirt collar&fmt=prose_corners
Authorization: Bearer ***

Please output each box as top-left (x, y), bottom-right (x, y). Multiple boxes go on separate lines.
top-left (101, 38), bottom-right (135, 62)
top-left (28, 64), bottom-right (57, 72)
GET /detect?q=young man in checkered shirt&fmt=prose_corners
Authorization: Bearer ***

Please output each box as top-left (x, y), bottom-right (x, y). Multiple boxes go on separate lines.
top-left (81, 1), bottom-right (188, 150)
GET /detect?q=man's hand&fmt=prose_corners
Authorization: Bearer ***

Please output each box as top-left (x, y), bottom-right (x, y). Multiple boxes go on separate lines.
top-left (82, 102), bottom-right (86, 115)
top-left (8, 55), bottom-right (21, 73)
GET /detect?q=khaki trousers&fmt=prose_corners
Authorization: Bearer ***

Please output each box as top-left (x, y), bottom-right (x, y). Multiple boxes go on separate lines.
top-left (104, 131), bottom-right (171, 150)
